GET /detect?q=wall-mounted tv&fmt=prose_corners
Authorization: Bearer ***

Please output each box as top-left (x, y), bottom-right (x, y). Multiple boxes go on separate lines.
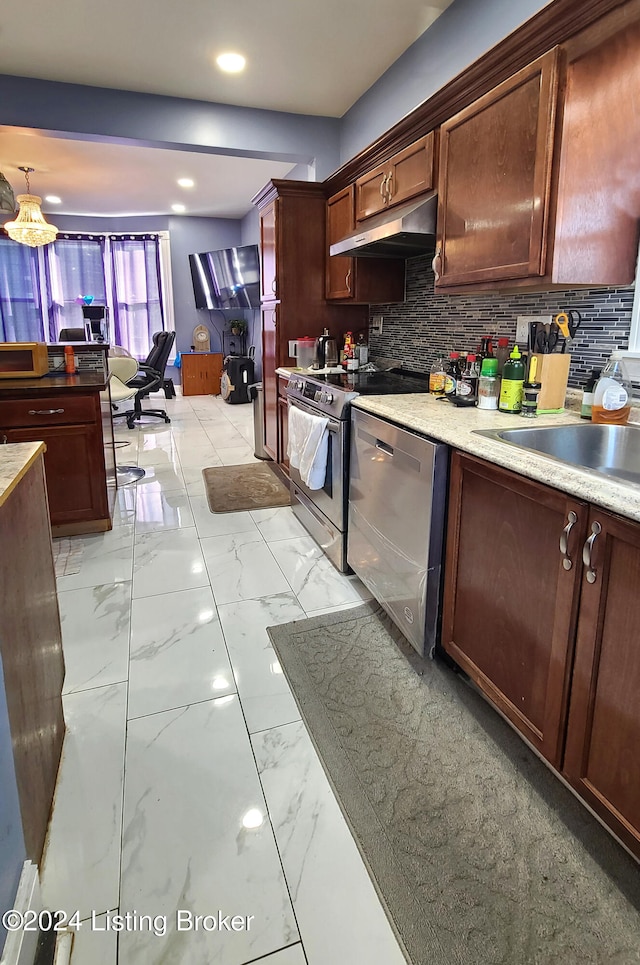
top-left (189, 244), bottom-right (260, 311)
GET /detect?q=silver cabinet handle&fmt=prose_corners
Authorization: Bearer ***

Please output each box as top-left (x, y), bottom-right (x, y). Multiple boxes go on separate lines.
top-left (582, 521), bottom-right (602, 584)
top-left (559, 510), bottom-right (578, 570)
top-left (28, 408), bottom-right (65, 415)
top-left (271, 278), bottom-right (277, 293)
top-left (345, 268), bottom-right (351, 293)
top-left (379, 174), bottom-right (388, 199)
top-left (432, 243), bottom-right (442, 281)
top-left (386, 171), bottom-right (393, 200)
top-left (375, 440), bottom-right (394, 456)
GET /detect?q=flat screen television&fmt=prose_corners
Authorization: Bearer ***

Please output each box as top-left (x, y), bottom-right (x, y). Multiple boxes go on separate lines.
top-left (189, 244), bottom-right (260, 311)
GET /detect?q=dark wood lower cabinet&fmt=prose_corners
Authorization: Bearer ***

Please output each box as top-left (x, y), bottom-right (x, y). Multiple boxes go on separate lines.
top-left (442, 451), bottom-right (586, 767)
top-left (563, 507), bottom-right (640, 857)
top-left (443, 450), bottom-right (640, 859)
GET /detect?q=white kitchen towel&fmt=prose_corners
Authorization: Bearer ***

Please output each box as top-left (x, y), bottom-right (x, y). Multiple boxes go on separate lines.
top-left (287, 406), bottom-right (329, 490)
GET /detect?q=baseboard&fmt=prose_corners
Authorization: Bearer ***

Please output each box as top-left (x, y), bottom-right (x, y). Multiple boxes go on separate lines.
top-left (1, 861), bottom-right (41, 965)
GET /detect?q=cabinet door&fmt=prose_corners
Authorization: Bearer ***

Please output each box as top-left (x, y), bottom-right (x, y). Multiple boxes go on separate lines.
top-left (261, 305), bottom-right (278, 461)
top-left (442, 451), bottom-right (586, 766)
top-left (385, 132), bottom-right (435, 209)
top-left (326, 186), bottom-right (356, 300)
top-left (4, 424), bottom-right (109, 526)
top-left (355, 164), bottom-right (389, 222)
top-left (436, 49), bottom-right (559, 288)
top-left (564, 507), bottom-right (640, 858)
top-left (260, 200), bottom-right (278, 301)
top-left (326, 185), bottom-right (406, 304)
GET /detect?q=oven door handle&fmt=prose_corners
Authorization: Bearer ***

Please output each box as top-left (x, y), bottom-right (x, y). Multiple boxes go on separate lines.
top-left (287, 398), bottom-right (342, 434)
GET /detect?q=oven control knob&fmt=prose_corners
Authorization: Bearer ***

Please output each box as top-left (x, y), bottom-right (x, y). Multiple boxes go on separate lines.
top-left (321, 392), bottom-right (334, 404)
top-left (314, 390), bottom-right (322, 402)
top-left (294, 379), bottom-right (304, 391)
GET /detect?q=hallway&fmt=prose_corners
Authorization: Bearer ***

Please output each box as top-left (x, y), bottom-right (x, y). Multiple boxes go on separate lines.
top-left (43, 390), bottom-right (405, 964)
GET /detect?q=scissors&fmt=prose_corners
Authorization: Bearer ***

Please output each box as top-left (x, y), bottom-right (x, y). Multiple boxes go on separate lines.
top-left (554, 311), bottom-right (582, 352)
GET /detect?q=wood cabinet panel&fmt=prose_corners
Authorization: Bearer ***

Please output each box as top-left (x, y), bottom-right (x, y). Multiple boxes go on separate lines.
top-left (180, 352), bottom-right (223, 396)
top-left (326, 185), bottom-right (405, 303)
top-left (564, 507), bottom-right (640, 857)
top-left (261, 304), bottom-right (278, 461)
top-left (442, 451), bottom-right (585, 766)
top-left (436, 50), bottom-right (559, 288)
top-left (259, 200), bottom-right (278, 301)
top-left (0, 453), bottom-right (65, 862)
top-left (0, 394), bottom-right (97, 427)
top-left (355, 133), bottom-right (435, 222)
top-left (552, 14), bottom-right (640, 285)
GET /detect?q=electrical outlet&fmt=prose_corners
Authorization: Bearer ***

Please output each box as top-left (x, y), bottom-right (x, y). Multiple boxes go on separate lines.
top-left (371, 315), bottom-right (383, 334)
top-left (515, 314), bottom-right (553, 345)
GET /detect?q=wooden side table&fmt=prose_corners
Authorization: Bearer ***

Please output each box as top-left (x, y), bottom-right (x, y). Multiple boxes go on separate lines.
top-left (180, 352), bottom-right (223, 396)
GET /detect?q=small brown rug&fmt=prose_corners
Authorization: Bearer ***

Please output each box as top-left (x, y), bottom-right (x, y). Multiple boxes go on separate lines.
top-left (203, 462), bottom-right (291, 513)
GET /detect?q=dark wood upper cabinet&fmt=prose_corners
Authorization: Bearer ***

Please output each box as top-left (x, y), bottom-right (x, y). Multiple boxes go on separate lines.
top-left (259, 199), bottom-right (278, 302)
top-left (442, 451), bottom-right (585, 767)
top-left (355, 132), bottom-right (435, 223)
top-left (563, 507), bottom-right (640, 858)
top-left (326, 185), bottom-right (405, 303)
top-left (551, 10), bottom-right (640, 286)
top-left (436, 49), bottom-right (560, 289)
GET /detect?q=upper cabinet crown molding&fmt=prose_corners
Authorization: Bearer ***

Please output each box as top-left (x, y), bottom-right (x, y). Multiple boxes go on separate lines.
top-left (323, 0), bottom-right (631, 199)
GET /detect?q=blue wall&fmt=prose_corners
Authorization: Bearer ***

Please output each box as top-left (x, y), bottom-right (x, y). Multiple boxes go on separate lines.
top-left (0, 650), bottom-right (26, 955)
top-left (339, 0), bottom-right (553, 162)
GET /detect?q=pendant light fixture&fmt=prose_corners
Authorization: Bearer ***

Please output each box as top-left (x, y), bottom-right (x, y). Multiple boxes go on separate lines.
top-left (4, 167), bottom-right (58, 247)
top-left (0, 171), bottom-right (15, 217)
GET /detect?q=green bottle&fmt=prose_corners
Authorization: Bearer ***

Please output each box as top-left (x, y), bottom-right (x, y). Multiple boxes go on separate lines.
top-left (498, 346), bottom-right (525, 413)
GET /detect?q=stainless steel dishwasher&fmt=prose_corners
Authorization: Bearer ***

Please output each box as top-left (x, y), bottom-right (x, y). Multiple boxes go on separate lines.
top-left (347, 408), bottom-right (449, 657)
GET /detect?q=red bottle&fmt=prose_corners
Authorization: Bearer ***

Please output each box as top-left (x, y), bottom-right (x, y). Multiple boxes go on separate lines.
top-left (64, 345), bottom-right (76, 374)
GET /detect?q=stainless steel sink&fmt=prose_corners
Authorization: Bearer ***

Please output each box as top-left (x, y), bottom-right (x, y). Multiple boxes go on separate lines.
top-left (474, 423), bottom-right (640, 484)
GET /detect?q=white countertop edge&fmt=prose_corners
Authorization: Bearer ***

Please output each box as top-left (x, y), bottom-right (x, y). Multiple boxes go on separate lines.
top-left (351, 394), bottom-right (640, 524)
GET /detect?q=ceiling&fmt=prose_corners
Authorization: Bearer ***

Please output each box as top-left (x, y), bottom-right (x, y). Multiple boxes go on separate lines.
top-left (0, 0), bottom-right (453, 220)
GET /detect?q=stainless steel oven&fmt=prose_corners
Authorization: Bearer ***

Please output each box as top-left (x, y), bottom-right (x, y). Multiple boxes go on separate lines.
top-left (286, 387), bottom-right (353, 573)
top-left (285, 368), bottom-right (433, 574)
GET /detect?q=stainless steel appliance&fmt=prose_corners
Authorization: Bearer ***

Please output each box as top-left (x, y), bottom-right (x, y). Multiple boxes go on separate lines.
top-left (348, 408), bottom-right (448, 657)
top-left (313, 330), bottom-right (339, 369)
top-left (329, 192), bottom-right (437, 259)
top-left (286, 368), bottom-right (432, 573)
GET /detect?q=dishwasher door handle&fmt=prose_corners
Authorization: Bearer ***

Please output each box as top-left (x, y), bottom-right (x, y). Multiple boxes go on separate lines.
top-left (375, 440), bottom-right (394, 456)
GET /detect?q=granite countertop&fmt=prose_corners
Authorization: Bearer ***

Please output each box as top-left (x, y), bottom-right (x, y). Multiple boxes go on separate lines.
top-left (0, 442), bottom-right (46, 508)
top-left (352, 393), bottom-right (640, 524)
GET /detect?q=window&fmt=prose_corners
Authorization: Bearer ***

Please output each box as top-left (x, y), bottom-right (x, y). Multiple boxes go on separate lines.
top-left (0, 237), bottom-right (43, 341)
top-left (0, 232), bottom-right (173, 359)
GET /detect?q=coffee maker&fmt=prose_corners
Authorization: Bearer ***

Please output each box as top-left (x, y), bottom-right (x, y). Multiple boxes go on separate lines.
top-left (313, 329), bottom-right (338, 369)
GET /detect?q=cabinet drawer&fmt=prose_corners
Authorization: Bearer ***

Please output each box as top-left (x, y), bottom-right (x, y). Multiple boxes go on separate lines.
top-left (0, 394), bottom-right (97, 428)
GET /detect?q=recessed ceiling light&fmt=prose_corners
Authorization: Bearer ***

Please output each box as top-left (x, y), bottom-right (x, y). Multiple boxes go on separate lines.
top-left (216, 52), bottom-right (246, 73)
top-left (171, 203), bottom-right (186, 213)
top-left (177, 178), bottom-right (194, 189)
top-left (45, 195), bottom-right (62, 204)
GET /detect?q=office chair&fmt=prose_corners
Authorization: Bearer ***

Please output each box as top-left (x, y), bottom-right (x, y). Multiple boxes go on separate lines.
top-left (104, 353), bottom-right (146, 484)
top-left (119, 331), bottom-right (176, 430)
top-left (58, 328), bottom-right (86, 341)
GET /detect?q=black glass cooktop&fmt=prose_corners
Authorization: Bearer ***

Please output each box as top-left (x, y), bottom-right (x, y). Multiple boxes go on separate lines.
top-left (309, 369), bottom-right (431, 395)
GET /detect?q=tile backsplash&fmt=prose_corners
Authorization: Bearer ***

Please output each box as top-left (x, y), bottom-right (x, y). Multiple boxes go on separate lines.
top-left (369, 255), bottom-right (634, 389)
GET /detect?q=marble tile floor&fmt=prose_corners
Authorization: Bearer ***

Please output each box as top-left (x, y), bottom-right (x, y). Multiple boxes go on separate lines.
top-left (45, 389), bottom-right (406, 965)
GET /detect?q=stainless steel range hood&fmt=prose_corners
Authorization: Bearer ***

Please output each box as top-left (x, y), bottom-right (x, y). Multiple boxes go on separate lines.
top-left (330, 191), bottom-right (438, 259)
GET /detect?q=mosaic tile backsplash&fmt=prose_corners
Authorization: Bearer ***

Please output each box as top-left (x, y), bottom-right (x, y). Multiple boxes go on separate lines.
top-left (369, 255), bottom-right (635, 389)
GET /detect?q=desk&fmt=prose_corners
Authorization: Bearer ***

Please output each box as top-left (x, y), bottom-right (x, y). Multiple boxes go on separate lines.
top-left (0, 372), bottom-right (116, 536)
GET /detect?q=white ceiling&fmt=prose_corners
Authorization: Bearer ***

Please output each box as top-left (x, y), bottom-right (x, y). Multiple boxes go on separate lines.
top-left (0, 0), bottom-right (453, 219)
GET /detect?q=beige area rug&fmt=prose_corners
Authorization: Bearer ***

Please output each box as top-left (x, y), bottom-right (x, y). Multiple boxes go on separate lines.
top-left (52, 537), bottom-right (84, 577)
top-left (268, 603), bottom-right (640, 965)
top-left (203, 462), bottom-right (291, 513)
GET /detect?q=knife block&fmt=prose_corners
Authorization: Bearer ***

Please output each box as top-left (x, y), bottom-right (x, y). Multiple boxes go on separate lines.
top-left (530, 353), bottom-right (571, 412)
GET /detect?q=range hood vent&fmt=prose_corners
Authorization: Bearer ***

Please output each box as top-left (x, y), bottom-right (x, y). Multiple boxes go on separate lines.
top-left (330, 191), bottom-right (438, 259)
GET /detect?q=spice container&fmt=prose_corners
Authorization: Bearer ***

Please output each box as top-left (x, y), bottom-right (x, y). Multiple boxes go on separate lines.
top-left (477, 358), bottom-right (499, 410)
top-left (520, 381), bottom-right (542, 418)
